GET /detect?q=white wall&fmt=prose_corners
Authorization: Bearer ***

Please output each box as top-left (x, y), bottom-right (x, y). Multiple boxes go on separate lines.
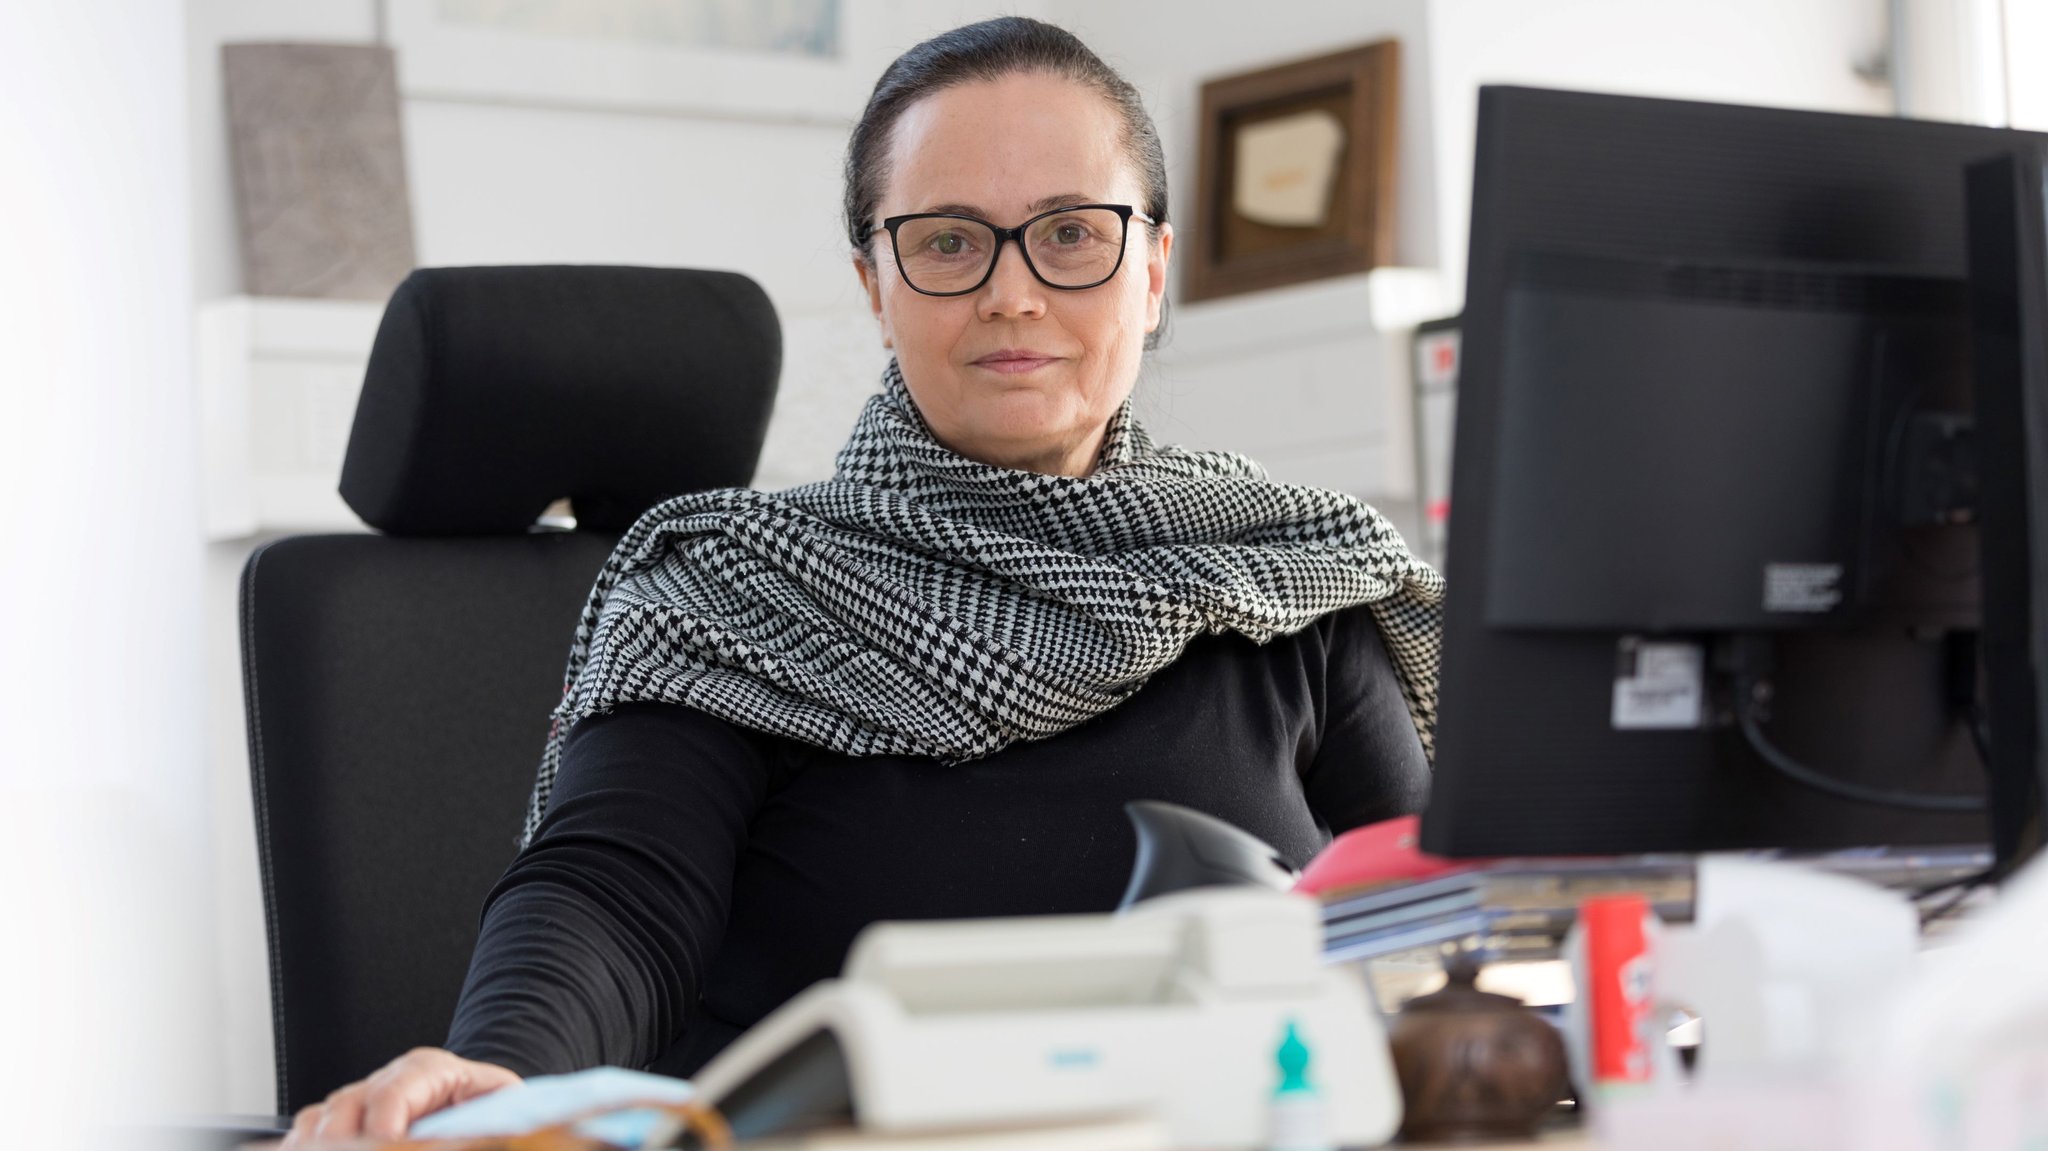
top-left (3, 0), bottom-right (216, 1141)
top-left (2009, 0), bottom-right (2048, 130)
top-left (1895, 0), bottom-right (2011, 125)
top-left (1423, 0), bottom-right (1893, 301)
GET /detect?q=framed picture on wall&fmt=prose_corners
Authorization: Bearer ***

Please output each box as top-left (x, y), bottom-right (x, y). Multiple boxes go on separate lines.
top-left (381, 0), bottom-right (880, 124)
top-left (1186, 40), bottom-right (1400, 302)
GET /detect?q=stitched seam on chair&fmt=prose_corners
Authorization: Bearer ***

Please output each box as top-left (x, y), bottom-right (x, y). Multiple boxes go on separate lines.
top-left (241, 542), bottom-right (291, 1114)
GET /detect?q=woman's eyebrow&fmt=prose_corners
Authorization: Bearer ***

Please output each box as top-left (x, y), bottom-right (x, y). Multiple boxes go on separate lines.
top-left (921, 193), bottom-right (1095, 218)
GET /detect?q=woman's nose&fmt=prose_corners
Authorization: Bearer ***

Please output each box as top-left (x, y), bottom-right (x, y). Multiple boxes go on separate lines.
top-left (975, 241), bottom-right (1048, 321)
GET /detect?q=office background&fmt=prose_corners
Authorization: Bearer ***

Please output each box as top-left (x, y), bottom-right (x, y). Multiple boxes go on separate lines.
top-left (2, 0), bottom-right (2042, 1135)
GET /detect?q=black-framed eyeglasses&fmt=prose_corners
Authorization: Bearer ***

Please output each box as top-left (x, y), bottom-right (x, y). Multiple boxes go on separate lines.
top-left (878, 203), bottom-right (1157, 297)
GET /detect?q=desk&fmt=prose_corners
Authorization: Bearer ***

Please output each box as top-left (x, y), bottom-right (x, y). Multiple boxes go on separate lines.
top-left (113, 1114), bottom-right (290, 1150)
top-left (239, 1126), bottom-right (1597, 1151)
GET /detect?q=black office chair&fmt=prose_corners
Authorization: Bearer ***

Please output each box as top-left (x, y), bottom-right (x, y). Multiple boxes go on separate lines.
top-left (239, 265), bottom-right (781, 1116)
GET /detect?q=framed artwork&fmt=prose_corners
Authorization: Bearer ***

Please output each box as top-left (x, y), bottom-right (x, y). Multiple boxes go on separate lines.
top-left (222, 43), bottom-right (417, 299)
top-left (381, 0), bottom-right (879, 124)
top-left (1186, 40), bottom-right (1400, 302)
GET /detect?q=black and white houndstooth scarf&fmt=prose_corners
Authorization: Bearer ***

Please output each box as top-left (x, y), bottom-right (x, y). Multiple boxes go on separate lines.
top-left (521, 359), bottom-right (1445, 845)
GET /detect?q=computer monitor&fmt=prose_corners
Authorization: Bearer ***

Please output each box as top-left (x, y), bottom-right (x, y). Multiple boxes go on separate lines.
top-left (1421, 87), bottom-right (2048, 863)
top-left (1968, 147), bottom-right (2048, 872)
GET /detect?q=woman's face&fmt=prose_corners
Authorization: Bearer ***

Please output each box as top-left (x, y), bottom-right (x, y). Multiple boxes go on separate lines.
top-left (855, 72), bottom-right (1173, 476)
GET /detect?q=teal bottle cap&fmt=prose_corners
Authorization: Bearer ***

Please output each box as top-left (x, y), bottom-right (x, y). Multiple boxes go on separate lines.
top-left (1276, 1018), bottom-right (1313, 1095)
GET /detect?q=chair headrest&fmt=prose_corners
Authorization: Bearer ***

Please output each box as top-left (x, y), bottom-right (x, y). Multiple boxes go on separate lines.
top-left (339, 265), bottom-right (781, 536)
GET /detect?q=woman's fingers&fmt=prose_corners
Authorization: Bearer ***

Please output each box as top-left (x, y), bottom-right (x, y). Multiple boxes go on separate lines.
top-left (281, 1048), bottom-right (521, 1145)
top-left (360, 1049), bottom-right (523, 1139)
top-left (310, 1084), bottom-right (367, 1142)
top-left (286, 1103), bottom-right (323, 1145)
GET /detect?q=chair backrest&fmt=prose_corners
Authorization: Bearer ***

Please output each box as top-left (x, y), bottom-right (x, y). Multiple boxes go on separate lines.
top-left (241, 265), bottom-right (780, 1113)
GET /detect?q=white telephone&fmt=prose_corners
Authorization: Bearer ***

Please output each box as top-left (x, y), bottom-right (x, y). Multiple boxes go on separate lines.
top-left (689, 888), bottom-right (1403, 1149)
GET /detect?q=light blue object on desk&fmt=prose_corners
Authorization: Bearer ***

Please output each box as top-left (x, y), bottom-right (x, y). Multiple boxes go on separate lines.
top-left (407, 1066), bottom-right (694, 1139)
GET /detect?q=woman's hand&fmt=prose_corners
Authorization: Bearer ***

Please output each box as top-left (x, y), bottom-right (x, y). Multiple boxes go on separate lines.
top-left (284, 1047), bottom-right (521, 1145)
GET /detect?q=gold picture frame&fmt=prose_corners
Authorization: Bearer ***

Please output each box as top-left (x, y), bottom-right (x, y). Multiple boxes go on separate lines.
top-left (1186, 40), bottom-right (1400, 302)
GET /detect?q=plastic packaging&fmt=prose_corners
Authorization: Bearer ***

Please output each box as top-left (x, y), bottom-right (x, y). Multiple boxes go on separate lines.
top-left (1564, 893), bottom-right (1659, 1098)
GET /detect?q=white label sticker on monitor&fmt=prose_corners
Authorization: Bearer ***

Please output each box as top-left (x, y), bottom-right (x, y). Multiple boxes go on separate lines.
top-left (1612, 638), bottom-right (1705, 730)
top-left (1763, 563), bottom-right (1843, 613)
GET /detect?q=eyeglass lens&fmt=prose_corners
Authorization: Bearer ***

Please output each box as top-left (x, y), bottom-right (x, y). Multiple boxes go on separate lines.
top-left (894, 208), bottom-right (1128, 293)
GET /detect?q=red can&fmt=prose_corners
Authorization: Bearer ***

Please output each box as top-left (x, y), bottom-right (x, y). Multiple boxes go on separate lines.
top-left (1578, 893), bottom-right (1656, 1086)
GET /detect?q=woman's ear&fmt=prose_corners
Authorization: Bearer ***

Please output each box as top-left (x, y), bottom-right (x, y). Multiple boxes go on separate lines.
top-left (854, 256), bottom-right (894, 349)
top-left (1144, 223), bottom-right (1174, 333)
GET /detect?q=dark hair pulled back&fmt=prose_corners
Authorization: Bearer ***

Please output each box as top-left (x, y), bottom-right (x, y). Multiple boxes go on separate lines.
top-left (843, 17), bottom-right (1170, 346)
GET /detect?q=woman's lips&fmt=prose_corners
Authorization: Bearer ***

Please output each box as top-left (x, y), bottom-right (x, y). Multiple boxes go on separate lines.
top-left (972, 354), bottom-right (1059, 375)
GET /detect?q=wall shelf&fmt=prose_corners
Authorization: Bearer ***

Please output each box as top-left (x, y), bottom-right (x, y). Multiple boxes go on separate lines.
top-left (1146, 267), bottom-right (1448, 533)
top-left (198, 297), bottom-right (382, 540)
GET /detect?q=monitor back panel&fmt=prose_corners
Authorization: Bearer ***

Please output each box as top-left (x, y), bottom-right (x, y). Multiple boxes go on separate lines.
top-left (1425, 87), bottom-right (2041, 857)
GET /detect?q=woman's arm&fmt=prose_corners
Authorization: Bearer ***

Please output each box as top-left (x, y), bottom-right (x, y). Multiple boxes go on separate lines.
top-left (1298, 604), bottom-right (1433, 836)
top-left (445, 700), bottom-right (775, 1074)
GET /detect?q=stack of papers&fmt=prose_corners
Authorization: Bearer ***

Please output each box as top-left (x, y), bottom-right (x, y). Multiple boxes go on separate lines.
top-left (1319, 857), bottom-right (1694, 966)
top-left (1315, 848), bottom-right (1988, 970)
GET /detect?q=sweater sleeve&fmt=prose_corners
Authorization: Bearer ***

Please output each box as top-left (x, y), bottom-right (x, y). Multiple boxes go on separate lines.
top-left (444, 701), bottom-right (773, 1076)
top-left (1299, 604), bottom-right (1433, 836)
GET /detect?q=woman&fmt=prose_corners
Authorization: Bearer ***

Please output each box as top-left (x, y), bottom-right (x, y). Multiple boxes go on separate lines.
top-left (286, 16), bottom-right (1442, 1144)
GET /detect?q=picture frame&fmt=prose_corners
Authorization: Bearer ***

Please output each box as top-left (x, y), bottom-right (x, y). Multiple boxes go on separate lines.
top-left (380, 0), bottom-right (879, 124)
top-left (1186, 40), bottom-right (1400, 302)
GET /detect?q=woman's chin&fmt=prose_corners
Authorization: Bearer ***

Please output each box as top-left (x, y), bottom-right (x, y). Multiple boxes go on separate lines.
top-left (970, 400), bottom-right (1075, 441)
top-left (955, 420), bottom-right (1098, 473)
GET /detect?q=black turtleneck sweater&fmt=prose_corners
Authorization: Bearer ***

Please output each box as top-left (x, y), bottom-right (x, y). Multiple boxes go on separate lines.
top-left (444, 602), bottom-right (1429, 1077)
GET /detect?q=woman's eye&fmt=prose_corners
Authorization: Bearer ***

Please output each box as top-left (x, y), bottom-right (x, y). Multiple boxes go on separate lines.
top-left (1053, 224), bottom-right (1088, 245)
top-left (928, 231), bottom-right (969, 256)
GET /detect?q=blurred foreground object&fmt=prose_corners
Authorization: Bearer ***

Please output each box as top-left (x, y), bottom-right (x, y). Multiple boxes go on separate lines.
top-left (1116, 800), bottom-right (1298, 910)
top-left (1849, 851), bottom-right (2048, 1150)
top-left (277, 1096), bottom-right (730, 1150)
top-left (1390, 953), bottom-right (1568, 1143)
top-left (409, 1069), bottom-right (696, 1141)
top-left (1562, 894), bottom-right (1662, 1098)
top-left (1660, 857), bottom-right (1918, 1081)
top-left (688, 890), bottom-right (1401, 1150)
top-left (1590, 853), bottom-right (2048, 1150)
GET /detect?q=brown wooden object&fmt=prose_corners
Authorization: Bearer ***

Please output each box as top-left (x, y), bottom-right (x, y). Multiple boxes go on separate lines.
top-left (1186, 40), bottom-right (1400, 302)
top-left (1388, 954), bottom-right (1571, 1144)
